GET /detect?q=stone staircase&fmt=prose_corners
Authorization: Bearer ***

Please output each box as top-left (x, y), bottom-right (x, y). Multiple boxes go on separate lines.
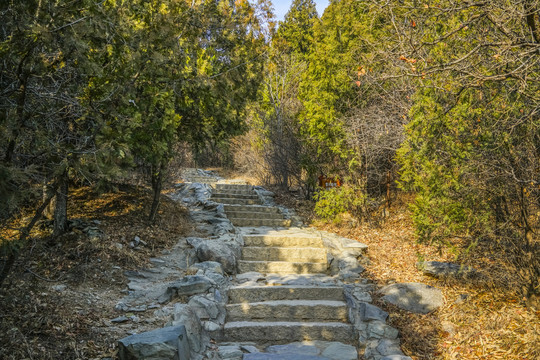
top-left (118, 173), bottom-right (412, 360)
top-left (238, 231), bottom-right (328, 274)
top-left (209, 184), bottom-right (356, 350)
top-left (212, 184), bottom-right (292, 228)
top-left (223, 282), bottom-right (355, 345)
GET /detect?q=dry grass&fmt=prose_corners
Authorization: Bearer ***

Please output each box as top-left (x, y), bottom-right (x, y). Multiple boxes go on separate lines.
top-left (274, 190), bottom-right (540, 360)
top-left (0, 184), bottom-right (192, 359)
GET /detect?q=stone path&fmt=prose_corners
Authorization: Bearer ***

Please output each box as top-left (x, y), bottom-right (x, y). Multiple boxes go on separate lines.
top-left (117, 169), bottom-right (414, 360)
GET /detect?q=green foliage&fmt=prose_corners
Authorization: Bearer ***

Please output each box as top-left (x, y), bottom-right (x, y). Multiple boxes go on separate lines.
top-left (275, 0), bottom-right (318, 55)
top-left (313, 185), bottom-right (365, 222)
top-left (0, 0), bottom-right (268, 223)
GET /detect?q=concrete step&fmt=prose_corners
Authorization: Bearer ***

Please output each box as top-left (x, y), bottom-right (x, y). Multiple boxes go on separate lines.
top-left (228, 285), bottom-right (344, 303)
top-left (211, 193), bottom-right (259, 200)
top-left (224, 205), bottom-right (280, 213)
top-left (243, 235), bottom-right (324, 248)
top-left (225, 211), bottom-right (284, 219)
top-left (242, 247), bottom-right (327, 263)
top-left (219, 321), bottom-right (355, 344)
top-left (232, 218), bottom-right (291, 227)
top-left (226, 300), bottom-right (348, 322)
top-left (211, 198), bottom-right (262, 205)
top-left (238, 261), bottom-right (328, 274)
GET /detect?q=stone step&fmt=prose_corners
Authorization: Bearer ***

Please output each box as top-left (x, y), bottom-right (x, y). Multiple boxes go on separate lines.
top-left (215, 184), bottom-right (253, 191)
top-left (212, 189), bottom-right (257, 196)
top-left (211, 193), bottom-right (259, 200)
top-left (211, 198), bottom-right (262, 205)
top-left (242, 247), bottom-right (327, 263)
top-left (232, 218), bottom-right (291, 227)
top-left (225, 211), bottom-right (284, 219)
top-left (219, 321), bottom-right (355, 344)
top-left (184, 178), bottom-right (217, 184)
top-left (243, 235), bottom-right (324, 248)
top-left (224, 205), bottom-right (280, 213)
top-left (238, 261), bottom-right (328, 274)
top-left (228, 285), bottom-right (344, 303)
top-left (226, 300), bottom-right (348, 322)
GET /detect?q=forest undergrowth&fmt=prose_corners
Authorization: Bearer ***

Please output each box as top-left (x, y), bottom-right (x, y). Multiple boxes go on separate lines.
top-left (0, 184), bottom-right (192, 359)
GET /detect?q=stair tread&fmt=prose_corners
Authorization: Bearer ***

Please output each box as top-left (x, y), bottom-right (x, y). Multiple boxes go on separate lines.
top-left (225, 321), bottom-right (352, 328)
top-left (227, 299), bottom-right (346, 307)
top-left (238, 260), bottom-right (327, 265)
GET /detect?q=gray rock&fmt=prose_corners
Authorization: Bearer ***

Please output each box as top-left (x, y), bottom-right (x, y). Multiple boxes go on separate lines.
top-left (171, 304), bottom-right (203, 353)
top-left (241, 345), bottom-right (260, 353)
top-left (52, 284), bottom-right (67, 292)
top-left (202, 321), bottom-right (221, 332)
top-left (418, 261), bottom-right (476, 278)
top-left (111, 316), bottom-right (129, 323)
top-left (367, 321), bottom-right (399, 340)
top-left (117, 325), bottom-right (189, 360)
top-left (159, 275), bottom-right (215, 303)
top-left (128, 305), bottom-right (147, 312)
top-left (244, 354), bottom-right (328, 360)
top-left (205, 271), bottom-right (227, 288)
top-left (338, 257), bottom-right (365, 274)
top-left (218, 345), bottom-right (243, 359)
top-left (352, 287), bottom-right (372, 303)
top-left (359, 302), bottom-right (389, 322)
top-left (195, 240), bottom-right (237, 274)
top-left (266, 344), bottom-right (320, 356)
top-left (115, 302), bottom-right (130, 311)
top-left (186, 237), bottom-right (205, 248)
top-left (339, 271), bottom-right (361, 281)
top-left (380, 356), bottom-right (413, 360)
top-left (379, 283), bottom-right (443, 314)
top-left (188, 295), bottom-right (221, 320)
top-left (320, 342), bottom-right (357, 360)
top-left (189, 261), bottom-right (224, 275)
top-left (376, 339), bottom-right (404, 356)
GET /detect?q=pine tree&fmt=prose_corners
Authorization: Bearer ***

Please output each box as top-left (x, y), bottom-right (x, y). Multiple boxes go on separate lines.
top-left (275, 0), bottom-right (318, 55)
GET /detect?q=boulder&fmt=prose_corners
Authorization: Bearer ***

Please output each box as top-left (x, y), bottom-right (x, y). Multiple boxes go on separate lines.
top-left (367, 320), bottom-right (399, 340)
top-left (358, 302), bottom-right (389, 322)
top-left (187, 295), bottom-right (224, 320)
top-left (377, 339), bottom-right (404, 356)
top-left (171, 304), bottom-right (203, 353)
top-left (195, 240), bottom-right (237, 274)
top-left (159, 275), bottom-right (215, 303)
top-left (338, 256), bottom-right (365, 274)
top-left (117, 325), bottom-right (189, 360)
top-left (379, 282), bottom-right (443, 314)
top-left (418, 261), bottom-right (476, 278)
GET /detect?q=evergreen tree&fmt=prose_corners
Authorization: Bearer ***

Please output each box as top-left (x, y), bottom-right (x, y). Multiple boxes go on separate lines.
top-left (275, 0), bottom-right (318, 54)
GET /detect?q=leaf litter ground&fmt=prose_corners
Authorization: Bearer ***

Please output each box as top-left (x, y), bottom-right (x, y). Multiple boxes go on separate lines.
top-left (0, 185), bottom-right (193, 359)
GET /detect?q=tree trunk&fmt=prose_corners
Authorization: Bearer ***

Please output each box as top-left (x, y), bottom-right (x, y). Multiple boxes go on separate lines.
top-left (0, 181), bottom-right (59, 288)
top-left (53, 170), bottom-right (69, 238)
top-left (149, 162), bottom-right (166, 224)
top-left (43, 182), bottom-right (56, 220)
